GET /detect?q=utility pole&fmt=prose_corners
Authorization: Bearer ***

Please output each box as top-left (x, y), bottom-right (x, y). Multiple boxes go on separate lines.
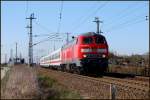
top-left (93, 17), bottom-right (103, 34)
top-left (1, 44), bottom-right (2, 65)
top-left (15, 42), bottom-right (17, 63)
top-left (20, 52), bottom-right (22, 59)
top-left (10, 49), bottom-right (13, 59)
top-left (5, 54), bottom-right (7, 64)
top-left (10, 48), bottom-right (13, 62)
top-left (26, 13), bottom-right (36, 66)
top-left (66, 33), bottom-right (70, 44)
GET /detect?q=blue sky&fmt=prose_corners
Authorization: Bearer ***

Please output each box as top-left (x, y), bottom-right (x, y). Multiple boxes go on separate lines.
top-left (1, 1), bottom-right (149, 63)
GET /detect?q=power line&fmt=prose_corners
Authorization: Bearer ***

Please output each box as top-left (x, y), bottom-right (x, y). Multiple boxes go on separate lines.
top-left (105, 12), bottom-right (147, 32)
top-left (105, 2), bottom-right (140, 27)
top-left (57, 1), bottom-right (64, 34)
top-left (71, 1), bottom-right (108, 32)
top-left (35, 33), bottom-right (65, 47)
top-left (33, 33), bottom-right (55, 37)
top-left (105, 3), bottom-right (146, 30)
top-left (69, 2), bottom-right (97, 30)
top-left (106, 17), bottom-right (147, 33)
top-left (33, 35), bottom-right (63, 46)
top-left (25, 0), bottom-right (29, 17)
top-left (34, 20), bottom-right (53, 33)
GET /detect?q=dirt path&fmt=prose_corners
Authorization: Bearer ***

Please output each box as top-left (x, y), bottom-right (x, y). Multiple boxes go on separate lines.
top-left (1, 65), bottom-right (40, 99)
top-left (1, 67), bottom-right (10, 80)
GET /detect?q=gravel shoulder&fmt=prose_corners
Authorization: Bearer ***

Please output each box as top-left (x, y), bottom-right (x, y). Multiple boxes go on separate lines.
top-left (37, 67), bottom-right (149, 99)
top-left (1, 66), bottom-right (10, 80)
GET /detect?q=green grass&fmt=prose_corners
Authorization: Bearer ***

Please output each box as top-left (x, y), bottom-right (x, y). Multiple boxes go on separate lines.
top-left (38, 74), bottom-right (82, 99)
top-left (38, 75), bottom-right (56, 88)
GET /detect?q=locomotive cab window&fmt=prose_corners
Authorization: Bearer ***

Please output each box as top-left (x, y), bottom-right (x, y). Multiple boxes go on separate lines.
top-left (83, 37), bottom-right (93, 44)
top-left (95, 36), bottom-right (105, 44)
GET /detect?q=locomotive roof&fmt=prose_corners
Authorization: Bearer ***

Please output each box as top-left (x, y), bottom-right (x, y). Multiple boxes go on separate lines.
top-left (80, 32), bottom-right (104, 37)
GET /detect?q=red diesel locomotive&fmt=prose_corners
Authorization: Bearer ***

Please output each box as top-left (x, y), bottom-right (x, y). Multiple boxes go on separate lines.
top-left (40, 32), bottom-right (109, 74)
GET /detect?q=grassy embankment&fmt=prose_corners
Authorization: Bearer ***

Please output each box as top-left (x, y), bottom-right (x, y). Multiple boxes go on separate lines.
top-left (38, 73), bottom-right (82, 99)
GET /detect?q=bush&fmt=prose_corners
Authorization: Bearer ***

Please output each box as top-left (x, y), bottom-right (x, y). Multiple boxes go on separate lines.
top-left (38, 74), bottom-right (81, 99)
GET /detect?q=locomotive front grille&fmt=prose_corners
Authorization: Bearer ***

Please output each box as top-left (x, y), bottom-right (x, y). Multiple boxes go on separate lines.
top-left (85, 54), bottom-right (102, 58)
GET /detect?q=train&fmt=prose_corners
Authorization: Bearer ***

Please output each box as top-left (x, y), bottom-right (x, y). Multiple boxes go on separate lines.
top-left (40, 32), bottom-right (109, 75)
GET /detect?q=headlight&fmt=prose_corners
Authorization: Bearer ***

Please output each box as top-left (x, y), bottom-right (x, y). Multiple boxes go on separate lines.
top-left (97, 48), bottom-right (107, 53)
top-left (83, 54), bottom-right (87, 58)
top-left (102, 54), bottom-right (106, 58)
top-left (81, 48), bottom-right (92, 52)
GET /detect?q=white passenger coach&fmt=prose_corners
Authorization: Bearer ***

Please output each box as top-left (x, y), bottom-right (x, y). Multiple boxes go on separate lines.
top-left (40, 48), bottom-right (62, 69)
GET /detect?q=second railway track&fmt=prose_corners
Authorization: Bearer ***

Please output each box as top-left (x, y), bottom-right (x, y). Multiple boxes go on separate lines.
top-left (102, 76), bottom-right (149, 89)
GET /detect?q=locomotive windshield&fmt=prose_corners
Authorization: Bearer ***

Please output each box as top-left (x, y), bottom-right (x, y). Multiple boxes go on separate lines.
top-left (83, 37), bottom-right (93, 44)
top-left (95, 36), bottom-right (105, 44)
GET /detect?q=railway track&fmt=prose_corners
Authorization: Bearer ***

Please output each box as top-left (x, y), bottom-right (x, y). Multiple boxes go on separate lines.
top-left (128, 76), bottom-right (150, 82)
top-left (102, 76), bottom-right (149, 89)
top-left (37, 67), bottom-right (149, 99)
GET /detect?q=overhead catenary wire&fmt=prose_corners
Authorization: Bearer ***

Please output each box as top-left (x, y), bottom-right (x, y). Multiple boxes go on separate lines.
top-left (69, 2), bottom-right (98, 30)
top-left (57, 1), bottom-right (64, 34)
top-left (105, 3), bottom-right (146, 30)
top-left (34, 20), bottom-right (53, 33)
top-left (105, 2), bottom-right (141, 27)
top-left (33, 35), bottom-right (63, 46)
top-left (33, 18), bottom-right (66, 39)
top-left (106, 16), bottom-right (147, 33)
top-left (33, 32), bottom-right (67, 46)
top-left (33, 33), bottom-right (56, 37)
top-left (71, 1), bottom-right (108, 32)
top-left (105, 12), bottom-right (148, 32)
top-left (25, 0), bottom-right (29, 17)
top-left (33, 32), bottom-right (66, 38)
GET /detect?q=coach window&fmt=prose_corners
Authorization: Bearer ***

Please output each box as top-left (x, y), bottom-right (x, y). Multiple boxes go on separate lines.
top-left (56, 53), bottom-right (58, 58)
top-left (52, 55), bottom-right (53, 60)
top-left (54, 54), bottom-right (56, 59)
top-left (83, 37), bottom-right (93, 44)
top-left (55, 54), bottom-right (56, 59)
top-left (53, 55), bottom-right (54, 59)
